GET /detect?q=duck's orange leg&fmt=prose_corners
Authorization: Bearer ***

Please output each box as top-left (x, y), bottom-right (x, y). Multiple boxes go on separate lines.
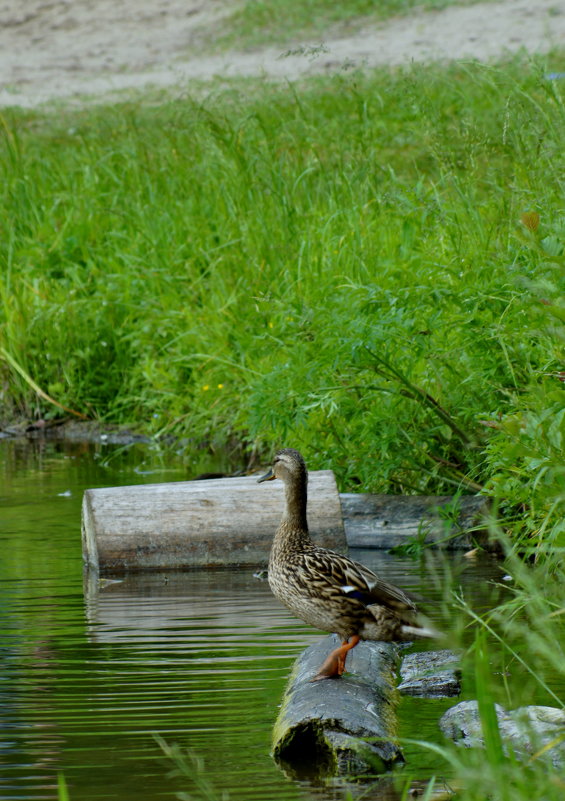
top-left (311, 635), bottom-right (361, 681)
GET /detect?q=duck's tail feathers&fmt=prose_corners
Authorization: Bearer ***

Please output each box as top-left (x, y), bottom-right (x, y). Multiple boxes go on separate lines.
top-left (401, 624), bottom-right (441, 640)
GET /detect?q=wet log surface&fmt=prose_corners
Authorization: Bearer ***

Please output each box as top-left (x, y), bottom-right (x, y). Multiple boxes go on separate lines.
top-left (272, 635), bottom-right (403, 776)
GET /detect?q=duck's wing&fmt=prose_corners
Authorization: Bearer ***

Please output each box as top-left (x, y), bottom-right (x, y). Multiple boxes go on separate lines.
top-left (301, 548), bottom-right (416, 612)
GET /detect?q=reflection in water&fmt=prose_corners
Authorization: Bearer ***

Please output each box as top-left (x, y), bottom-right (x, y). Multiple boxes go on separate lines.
top-left (0, 437), bottom-right (545, 801)
top-left (78, 573), bottom-right (311, 800)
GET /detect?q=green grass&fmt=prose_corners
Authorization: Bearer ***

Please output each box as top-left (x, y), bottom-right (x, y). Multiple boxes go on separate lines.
top-left (406, 551), bottom-right (565, 801)
top-left (1, 54), bottom-right (565, 555)
top-left (2, 54), bottom-right (564, 797)
top-left (213, 0), bottom-right (486, 51)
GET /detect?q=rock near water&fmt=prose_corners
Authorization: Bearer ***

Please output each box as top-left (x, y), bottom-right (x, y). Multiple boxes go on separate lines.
top-left (398, 649), bottom-right (461, 697)
top-left (440, 700), bottom-right (565, 768)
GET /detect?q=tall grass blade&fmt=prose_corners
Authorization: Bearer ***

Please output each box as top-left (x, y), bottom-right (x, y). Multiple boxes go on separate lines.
top-left (474, 630), bottom-right (505, 766)
top-left (57, 773), bottom-right (70, 801)
top-left (0, 347), bottom-right (88, 419)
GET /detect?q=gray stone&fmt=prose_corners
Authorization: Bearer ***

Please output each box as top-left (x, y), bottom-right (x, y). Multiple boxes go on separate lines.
top-left (398, 649), bottom-right (461, 697)
top-left (439, 700), bottom-right (565, 768)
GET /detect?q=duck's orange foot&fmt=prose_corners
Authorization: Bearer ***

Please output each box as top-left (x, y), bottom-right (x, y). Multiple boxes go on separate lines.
top-left (310, 635), bottom-right (360, 682)
top-left (311, 652), bottom-right (342, 681)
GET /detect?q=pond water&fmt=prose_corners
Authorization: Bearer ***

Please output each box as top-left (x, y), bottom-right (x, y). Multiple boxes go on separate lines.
top-left (0, 436), bottom-right (554, 801)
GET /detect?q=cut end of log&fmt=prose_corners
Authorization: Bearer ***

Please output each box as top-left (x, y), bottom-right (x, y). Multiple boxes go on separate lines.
top-left (81, 490), bottom-right (100, 571)
top-left (273, 720), bottom-right (402, 778)
top-left (273, 720), bottom-right (338, 778)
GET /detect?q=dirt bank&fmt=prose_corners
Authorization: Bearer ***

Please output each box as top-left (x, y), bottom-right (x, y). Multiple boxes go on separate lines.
top-left (1, 0), bottom-right (563, 108)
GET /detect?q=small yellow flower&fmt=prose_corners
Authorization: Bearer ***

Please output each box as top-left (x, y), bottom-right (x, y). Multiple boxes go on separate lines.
top-left (268, 321), bottom-right (274, 329)
top-left (202, 385), bottom-right (209, 391)
top-left (217, 383), bottom-right (224, 389)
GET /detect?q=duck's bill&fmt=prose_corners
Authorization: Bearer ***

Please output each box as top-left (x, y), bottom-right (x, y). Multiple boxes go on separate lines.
top-left (257, 468), bottom-right (276, 483)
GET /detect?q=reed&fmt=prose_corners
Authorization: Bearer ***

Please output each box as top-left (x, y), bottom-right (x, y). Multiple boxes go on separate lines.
top-left (404, 549), bottom-right (565, 801)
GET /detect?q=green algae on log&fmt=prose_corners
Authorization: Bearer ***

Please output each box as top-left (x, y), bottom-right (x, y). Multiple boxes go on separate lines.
top-left (272, 634), bottom-right (403, 777)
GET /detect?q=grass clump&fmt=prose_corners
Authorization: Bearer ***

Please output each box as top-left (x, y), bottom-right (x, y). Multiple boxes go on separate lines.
top-left (404, 551), bottom-right (565, 801)
top-left (1, 55), bottom-right (565, 555)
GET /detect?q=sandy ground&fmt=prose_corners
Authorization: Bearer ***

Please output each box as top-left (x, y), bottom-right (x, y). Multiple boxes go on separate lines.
top-left (0, 0), bottom-right (564, 107)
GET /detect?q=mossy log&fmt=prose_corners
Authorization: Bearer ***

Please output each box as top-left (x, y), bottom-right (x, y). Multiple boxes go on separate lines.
top-left (272, 634), bottom-right (403, 777)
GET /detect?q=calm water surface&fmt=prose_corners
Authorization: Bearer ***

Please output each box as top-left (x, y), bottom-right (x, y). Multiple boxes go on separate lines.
top-left (0, 436), bottom-right (548, 801)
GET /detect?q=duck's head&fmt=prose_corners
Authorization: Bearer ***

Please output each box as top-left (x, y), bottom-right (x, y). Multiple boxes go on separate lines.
top-left (257, 448), bottom-right (307, 484)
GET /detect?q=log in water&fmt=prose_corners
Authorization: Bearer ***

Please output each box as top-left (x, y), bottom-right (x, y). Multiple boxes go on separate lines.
top-left (273, 642), bottom-right (464, 777)
top-left (272, 634), bottom-right (403, 777)
top-left (341, 492), bottom-right (488, 550)
top-left (81, 472), bottom-right (488, 573)
top-left (81, 471), bottom-right (345, 573)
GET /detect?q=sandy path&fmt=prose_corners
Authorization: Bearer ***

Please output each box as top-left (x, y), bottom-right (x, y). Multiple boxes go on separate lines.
top-left (0, 0), bottom-right (564, 108)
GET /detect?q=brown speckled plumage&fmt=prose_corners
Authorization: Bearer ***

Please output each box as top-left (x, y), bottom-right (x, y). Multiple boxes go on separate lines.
top-left (258, 448), bottom-right (436, 679)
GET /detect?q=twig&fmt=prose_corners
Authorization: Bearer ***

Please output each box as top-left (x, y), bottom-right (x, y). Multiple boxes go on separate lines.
top-left (363, 347), bottom-right (475, 447)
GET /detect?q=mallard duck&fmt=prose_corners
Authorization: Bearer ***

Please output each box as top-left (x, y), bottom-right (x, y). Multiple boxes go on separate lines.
top-left (258, 448), bottom-right (436, 681)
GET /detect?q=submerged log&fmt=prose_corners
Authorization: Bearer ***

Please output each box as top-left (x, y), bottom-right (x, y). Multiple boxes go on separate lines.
top-left (82, 471), bottom-right (345, 573)
top-left (272, 634), bottom-right (403, 777)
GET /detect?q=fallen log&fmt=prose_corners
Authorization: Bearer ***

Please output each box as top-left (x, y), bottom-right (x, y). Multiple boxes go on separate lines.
top-left (81, 472), bottom-right (489, 573)
top-left (81, 471), bottom-right (345, 573)
top-left (273, 645), bottom-right (464, 777)
top-left (341, 493), bottom-right (487, 550)
top-left (272, 634), bottom-right (403, 777)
